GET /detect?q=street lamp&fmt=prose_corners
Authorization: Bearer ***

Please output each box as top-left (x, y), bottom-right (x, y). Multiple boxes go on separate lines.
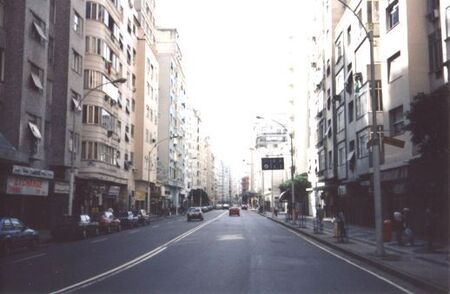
top-left (335, 0), bottom-right (384, 256)
top-left (256, 116), bottom-right (295, 222)
top-left (68, 77), bottom-right (127, 216)
top-left (146, 135), bottom-right (181, 217)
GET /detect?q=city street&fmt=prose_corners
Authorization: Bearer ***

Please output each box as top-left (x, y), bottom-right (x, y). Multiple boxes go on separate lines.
top-left (0, 210), bottom-right (416, 293)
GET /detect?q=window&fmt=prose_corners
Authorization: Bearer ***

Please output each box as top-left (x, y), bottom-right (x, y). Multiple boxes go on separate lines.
top-left (357, 129), bottom-right (369, 158)
top-left (0, 1), bottom-right (4, 28)
top-left (389, 106), bottom-right (404, 136)
top-left (338, 143), bottom-right (346, 166)
top-left (82, 105), bottom-right (102, 124)
top-left (355, 92), bottom-right (367, 118)
top-left (0, 48), bottom-right (4, 82)
top-left (328, 151), bottom-right (333, 169)
top-left (447, 7), bottom-right (450, 38)
top-left (347, 25), bottom-right (351, 45)
top-left (387, 51), bottom-right (401, 82)
top-left (428, 30), bottom-right (443, 75)
top-left (131, 124), bottom-right (135, 138)
top-left (71, 50), bottom-right (82, 74)
top-left (337, 107), bottom-right (345, 132)
top-left (84, 70), bottom-right (103, 89)
top-left (335, 37), bottom-right (343, 64)
top-left (348, 101), bottom-right (354, 122)
top-left (335, 69), bottom-right (345, 94)
top-left (69, 131), bottom-right (80, 153)
top-left (371, 80), bottom-right (383, 111)
top-left (30, 63), bottom-right (44, 91)
top-left (387, 1), bottom-right (399, 30)
top-left (318, 150), bottom-right (326, 171)
top-left (132, 99), bottom-right (135, 112)
top-left (48, 37), bottom-right (55, 65)
top-left (349, 140), bottom-right (355, 152)
top-left (73, 11), bottom-right (83, 35)
top-left (31, 12), bottom-right (47, 45)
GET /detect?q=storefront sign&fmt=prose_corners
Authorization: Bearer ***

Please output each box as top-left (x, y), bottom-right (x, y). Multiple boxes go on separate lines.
top-left (54, 181), bottom-right (69, 194)
top-left (12, 165), bottom-right (54, 179)
top-left (6, 176), bottom-right (49, 196)
top-left (107, 185), bottom-right (120, 197)
top-left (135, 191), bottom-right (146, 201)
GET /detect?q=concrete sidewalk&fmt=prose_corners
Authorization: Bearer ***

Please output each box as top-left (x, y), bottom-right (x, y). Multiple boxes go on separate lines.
top-left (260, 211), bottom-right (449, 293)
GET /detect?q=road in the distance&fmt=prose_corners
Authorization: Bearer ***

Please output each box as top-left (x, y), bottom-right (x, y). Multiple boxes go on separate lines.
top-left (70, 210), bottom-right (407, 294)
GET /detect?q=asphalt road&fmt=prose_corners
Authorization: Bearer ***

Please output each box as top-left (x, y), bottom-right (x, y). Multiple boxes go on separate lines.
top-left (1, 210), bottom-right (411, 293)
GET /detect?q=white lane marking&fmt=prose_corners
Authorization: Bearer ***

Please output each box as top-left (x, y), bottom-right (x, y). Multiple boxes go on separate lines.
top-left (128, 230), bottom-right (139, 234)
top-left (283, 226), bottom-right (413, 294)
top-left (11, 253), bottom-right (46, 264)
top-left (90, 238), bottom-right (108, 244)
top-left (151, 225), bottom-right (159, 228)
top-left (51, 211), bottom-right (227, 294)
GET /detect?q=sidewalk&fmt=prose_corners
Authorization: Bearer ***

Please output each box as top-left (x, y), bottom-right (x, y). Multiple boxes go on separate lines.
top-left (260, 211), bottom-right (449, 293)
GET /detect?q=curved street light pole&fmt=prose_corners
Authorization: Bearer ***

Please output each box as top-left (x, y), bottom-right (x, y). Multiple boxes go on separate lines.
top-left (256, 116), bottom-right (295, 221)
top-left (146, 135), bottom-right (180, 217)
top-left (335, 0), bottom-right (384, 255)
top-left (68, 78), bottom-right (127, 216)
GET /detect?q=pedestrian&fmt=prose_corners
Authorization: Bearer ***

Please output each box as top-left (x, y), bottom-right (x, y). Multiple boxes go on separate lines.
top-left (425, 208), bottom-right (433, 251)
top-left (336, 210), bottom-right (346, 242)
top-left (316, 204), bottom-right (324, 233)
top-left (402, 207), bottom-right (414, 245)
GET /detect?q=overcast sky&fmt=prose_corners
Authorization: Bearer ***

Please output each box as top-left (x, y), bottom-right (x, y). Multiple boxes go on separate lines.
top-left (156, 0), bottom-right (312, 171)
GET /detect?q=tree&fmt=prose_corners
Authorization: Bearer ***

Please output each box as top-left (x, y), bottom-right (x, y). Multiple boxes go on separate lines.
top-left (405, 87), bottom-right (449, 239)
top-left (279, 173), bottom-right (312, 203)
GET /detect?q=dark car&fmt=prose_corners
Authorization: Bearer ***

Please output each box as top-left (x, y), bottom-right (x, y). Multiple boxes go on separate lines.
top-left (95, 210), bottom-right (121, 233)
top-left (229, 206), bottom-right (240, 216)
top-left (51, 214), bottom-right (99, 241)
top-left (187, 207), bottom-right (203, 221)
top-left (117, 211), bottom-right (139, 229)
top-left (0, 217), bottom-right (39, 256)
top-left (135, 209), bottom-right (150, 226)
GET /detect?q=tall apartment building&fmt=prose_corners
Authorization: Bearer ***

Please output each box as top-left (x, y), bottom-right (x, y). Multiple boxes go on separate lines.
top-left (133, 0), bottom-right (160, 214)
top-left (76, 0), bottom-right (139, 214)
top-left (156, 28), bottom-right (186, 211)
top-left (0, 0), bottom-right (85, 228)
top-left (307, 0), bottom-right (449, 228)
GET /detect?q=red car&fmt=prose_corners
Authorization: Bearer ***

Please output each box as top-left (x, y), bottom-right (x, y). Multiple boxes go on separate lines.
top-left (229, 207), bottom-right (240, 216)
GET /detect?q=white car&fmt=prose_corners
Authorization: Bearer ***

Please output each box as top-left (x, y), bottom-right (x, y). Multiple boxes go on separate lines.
top-left (187, 207), bottom-right (204, 221)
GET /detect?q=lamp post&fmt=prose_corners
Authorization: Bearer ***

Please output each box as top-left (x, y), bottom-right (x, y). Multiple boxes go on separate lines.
top-left (256, 116), bottom-right (295, 222)
top-left (335, 0), bottom-right (384, 256)
top-left (68, 77), bottom-right (127, 216)
top-left (146, 135), bottom-right (180, 217)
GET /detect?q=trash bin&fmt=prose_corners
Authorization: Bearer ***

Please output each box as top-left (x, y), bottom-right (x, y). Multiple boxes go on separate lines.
top-left (383, 219), bottom-right (392, 242)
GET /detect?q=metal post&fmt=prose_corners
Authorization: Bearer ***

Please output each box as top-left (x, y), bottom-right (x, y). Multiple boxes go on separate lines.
top-left (290, 133), bottom-right (295, 223)
top-left (271, 169), bottom-right (274, 217)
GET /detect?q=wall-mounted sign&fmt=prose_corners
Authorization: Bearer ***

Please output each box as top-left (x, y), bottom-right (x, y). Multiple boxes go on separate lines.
top-left (6, 176), bottom-right (49, 196)
top-left (135, 191), bottom-right (146, 201)
top-left (54, 181), bottom-right (69, 194)
top-left (12, 165), bottom-right (54, 179)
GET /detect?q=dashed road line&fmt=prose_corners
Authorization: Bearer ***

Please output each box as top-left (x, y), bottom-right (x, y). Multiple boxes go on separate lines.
top-left (11, 253), bottom-right (47, 264)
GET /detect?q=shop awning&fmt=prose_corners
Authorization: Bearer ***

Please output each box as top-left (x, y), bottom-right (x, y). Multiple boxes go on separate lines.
top-left (347, 151), bottom-right (355, 162)
top-left (33, 22), bottom-right (48, 41)
top-left (279, 191), bottom-right (289, 201)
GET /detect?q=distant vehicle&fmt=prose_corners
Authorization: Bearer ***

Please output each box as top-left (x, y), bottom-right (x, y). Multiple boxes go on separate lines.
top-left (222, 203), bottom-right (230, 210)
top-left (241, 204), bottom-right (248, 210)
top-left (187, 207), bottom-right (204, 221)
top-left (201, 206), bottom-right (208, 213)
top-left (95, 211), bottom-right (121, 233)
top-left (51, 214), bottom-right (99, 241)
top-left (229, 207), bottom-right (240, 216)
top-left (0, 217), bottom-right (39, 256)
top-left (215, 204), bottom-right (223, 209)
top-left (117, 211), bottom-right (139, 229)
top-left (135, 209), bottom-right (150, 225)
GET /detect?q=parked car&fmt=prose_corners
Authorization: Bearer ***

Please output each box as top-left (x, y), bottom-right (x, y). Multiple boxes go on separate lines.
top-left (222, 203), bottom-right (230, 210)
top-left (51, 214), bottom-right (99, 241)
top-left (229, 206), bottom-right (240, 216)
top-left (0, 217), bottom-right (39, 256)
top-left (201, 206), bottom-right (209, 213)
top-left (215, 204), bottom-right (223, 210)
top-left (135, 209), bottom-right (150, 225)
top-left (187, 207), bottom-right (204, 221)
top-left (241, 204), bottom-right (248, 210)
top-left (95, 210), bottom-right (121, 233)
top-left (117, 211), bottom-right (139, 229)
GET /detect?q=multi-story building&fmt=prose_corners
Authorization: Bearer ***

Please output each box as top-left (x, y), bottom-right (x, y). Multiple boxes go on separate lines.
top-left (133, 0), bottom-right (160, 214)
top-left (308, 0), bottom-right (449, 228)
top-left (156, 28), bottom-right (186, 212)
top-left (0, 0), bottom-right (85, 227)
top-left (77, 0), bottom-right (138, 214)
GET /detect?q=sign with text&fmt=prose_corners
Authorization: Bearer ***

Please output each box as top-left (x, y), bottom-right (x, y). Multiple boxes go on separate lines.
top-left (6, 176), bottom-right (49, 196)
top-left (261, 157), bottom-right (284, 170)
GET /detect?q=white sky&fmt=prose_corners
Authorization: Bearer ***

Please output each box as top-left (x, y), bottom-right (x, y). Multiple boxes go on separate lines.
top-left (157, 0), bottom-right (313, 171)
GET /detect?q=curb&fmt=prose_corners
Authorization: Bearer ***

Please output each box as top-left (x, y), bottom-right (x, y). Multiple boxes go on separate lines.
top-left (259, 212), bottom-right (449, 294)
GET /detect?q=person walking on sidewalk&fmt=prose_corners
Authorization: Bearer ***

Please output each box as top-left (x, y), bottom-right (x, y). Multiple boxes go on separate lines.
top-left (402, 207), bottom-right (414, 246)
top-left (316, 204), bottom-right (324, 233)
top-left (393, 210), bottom-right (403, 246)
